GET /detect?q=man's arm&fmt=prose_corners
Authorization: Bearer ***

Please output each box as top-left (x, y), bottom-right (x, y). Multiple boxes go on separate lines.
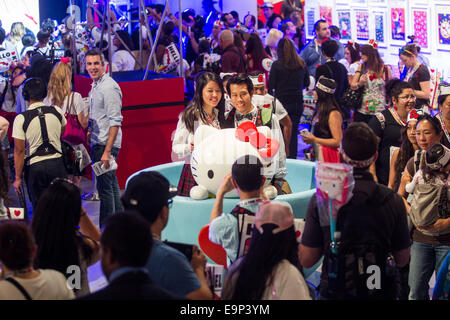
top-left (299, 245), bottom-right (323, 268)
top-left (210, 174), bottom-right (235, 223)
top-left (101, 85), bottom-right (123, 169)
top-left (185, 246), bottom-right (213, 300)
top-left (13, 138), bottom-right (25, 194)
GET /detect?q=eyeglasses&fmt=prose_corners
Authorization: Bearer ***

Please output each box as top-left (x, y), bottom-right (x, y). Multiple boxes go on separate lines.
top-left (399, 95), bottom-right (416, 101)
top-left (167, 198), bottom-right (173, 209)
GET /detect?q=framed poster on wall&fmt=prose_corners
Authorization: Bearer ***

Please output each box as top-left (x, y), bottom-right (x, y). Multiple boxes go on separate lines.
top-left (304, 5), bottom-right (317, 40)
top-left (319, 5), bottom-right (333, 26)
top-left (390, 6), bottom-right (407, 45)
top-left (410, 7), bottom-right (431, 53)
top-left (337, 10), bottom-right (352, 40)
top-left (355, 9), bottom-right (370, 41)
top-left (370, 8), bottom-right (389, 47)
top-left (436, 5), bottom-right (450, 51)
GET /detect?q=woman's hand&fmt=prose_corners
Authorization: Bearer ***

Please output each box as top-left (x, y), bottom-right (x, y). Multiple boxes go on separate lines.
top-left (420, 218), bottom-right (450, 233)
top-left (301, 132), bottom-right (316, 144)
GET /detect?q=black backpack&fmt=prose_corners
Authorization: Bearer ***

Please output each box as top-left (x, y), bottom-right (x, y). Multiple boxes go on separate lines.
top-left (22, 106), bottom-right (82, 175)
top-left (326, 184), bottom-right (400, 300)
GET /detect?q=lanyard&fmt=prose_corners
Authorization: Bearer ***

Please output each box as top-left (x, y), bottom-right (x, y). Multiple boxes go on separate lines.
top-left (203, 109), bottom-right (221, 130)
top-left (238, 198), bottom-right (265, 207)
top-left (406, 63), bottom-right (422, 82)
top-left (389, 108), bottom-right (407, 126)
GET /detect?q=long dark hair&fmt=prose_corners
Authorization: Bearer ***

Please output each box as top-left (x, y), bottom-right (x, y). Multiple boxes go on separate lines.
top-left (277, 38), bottom-right (305, 70)
top-left (230, 224), bottom-right (300, 300)
top-left (393, 127), bottom-right (416, 191)
top-left (245, 33), bottom-right (269, 72)
top-left (181, 72), bottom-right (225, 133)
top-left (361, 44), bottom-right (384, 75)
top-left (314, 77), bottom-right (342, 133)
top-left (31, 179), bottom-right (93, 283)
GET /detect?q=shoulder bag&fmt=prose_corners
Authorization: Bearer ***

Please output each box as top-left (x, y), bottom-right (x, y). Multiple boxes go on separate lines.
top-left (61, 93), bottom-right (87, 146)
top-left (341, 64), bottom-right (366, 111)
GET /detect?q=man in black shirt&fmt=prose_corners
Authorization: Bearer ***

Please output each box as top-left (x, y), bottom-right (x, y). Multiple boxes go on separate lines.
top-left (300, 122), bottom-right (411, 300)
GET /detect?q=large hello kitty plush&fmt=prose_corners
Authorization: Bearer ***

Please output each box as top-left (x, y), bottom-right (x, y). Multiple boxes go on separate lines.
top-left (190, 121), bottom-right (281, 200)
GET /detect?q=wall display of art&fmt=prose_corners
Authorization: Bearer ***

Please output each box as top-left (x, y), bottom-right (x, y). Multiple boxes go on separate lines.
top-left (355, 10), bottom-right (370, 41)
top-left (410, 7), bottom-right (431, 52)
top-left (370, 9), bottom-right (389, 47)
top-left (337, 10), bottom-right (352, 40)
top-left (390, 7), bottom-right (407, 45)
top-left (319, 5), bottom-right (333, 26)
top-left (436, 5), bottom-right (450, 50)
top-left (369, 0), bottom-right (388, 6)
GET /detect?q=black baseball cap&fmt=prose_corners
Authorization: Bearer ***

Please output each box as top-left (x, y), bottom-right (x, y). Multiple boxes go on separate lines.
top-left (121, 171), bottom-right (177, 224)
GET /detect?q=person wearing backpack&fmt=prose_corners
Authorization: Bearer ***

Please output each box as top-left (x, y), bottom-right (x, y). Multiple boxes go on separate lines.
top-left (12, 78), bottom-right (67, 208)
top-left (209, 155), bottom-right (268, 268)
top-left (398, 119), bottom-right (450, 300)
top-left (300, 122), bottom-right (411, 300)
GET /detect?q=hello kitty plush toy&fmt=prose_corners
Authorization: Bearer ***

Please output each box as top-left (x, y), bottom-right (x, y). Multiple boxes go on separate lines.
top-left (190, 121), bottom-right (281, 200)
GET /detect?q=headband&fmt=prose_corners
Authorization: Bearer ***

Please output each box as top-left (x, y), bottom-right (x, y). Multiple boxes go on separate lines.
top-left (60, 57), bottom-right (71, 64)
top-left (368, 39), bottom-right (378, 49)
top-left (439, 83), bottom-right (450, 96)
top-left (399, 48), bottom-right (415, 56)
top-left (315, 76), bottom-right (336, 94)
top-left (347, 41), bottom-right (357, 50)
top-left (219, 72), bottom-right (236, 80)
top-left (249, 73), bottom-right (265, 86)
top-left (340, 147), bottom-right (376, 168)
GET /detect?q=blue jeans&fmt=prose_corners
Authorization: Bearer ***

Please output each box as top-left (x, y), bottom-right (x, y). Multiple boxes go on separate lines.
top-left (91, 144), bottom-right (123, 228)
top-left (408, 241), bottom-right (450, 300)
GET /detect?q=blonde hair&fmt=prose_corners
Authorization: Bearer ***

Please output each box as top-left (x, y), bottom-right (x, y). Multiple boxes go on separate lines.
top-left (265, 28), bottom-right (283, 48)
top-left (47, 62), bottom-right (72, 108)
top-left (10, 22), bottom-right (25, 45)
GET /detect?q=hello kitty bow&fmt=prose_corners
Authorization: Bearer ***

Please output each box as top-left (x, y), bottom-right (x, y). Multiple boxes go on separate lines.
top-left (60, 57), bottom-right (71, 64)
top-left (235, 122), bottom-right (280, 159)
top-left (347, 41), bottom-right (357, 50)
top-left (368, 39), bottom-right (378, 49)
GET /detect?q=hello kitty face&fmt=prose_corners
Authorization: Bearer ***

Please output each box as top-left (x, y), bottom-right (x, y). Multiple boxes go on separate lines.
top-left (190, 123), bottom-right (279, 197)
top-left (315, 162), bottom-right (354, 203)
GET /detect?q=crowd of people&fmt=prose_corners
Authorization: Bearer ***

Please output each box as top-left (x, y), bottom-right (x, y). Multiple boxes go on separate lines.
top-left (0, 0), bottom-right (448, 301)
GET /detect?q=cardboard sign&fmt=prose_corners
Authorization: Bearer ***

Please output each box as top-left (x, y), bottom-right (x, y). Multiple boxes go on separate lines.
top-left (0, 50), bottom-right (19, 73)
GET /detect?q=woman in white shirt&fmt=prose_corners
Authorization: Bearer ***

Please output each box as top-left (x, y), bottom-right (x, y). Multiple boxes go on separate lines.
top-left (339, 41), bottom-right (361, 85)
top-left (111, 30), bottom-right (136, 72)
top-left (173, 72), bottom-right (225, 196)
top-left (0, 221), bottom-right (75, 300)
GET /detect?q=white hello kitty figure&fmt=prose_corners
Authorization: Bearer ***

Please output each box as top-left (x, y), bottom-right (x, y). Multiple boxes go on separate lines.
top-left (189, 123), bottom-right (280, 200)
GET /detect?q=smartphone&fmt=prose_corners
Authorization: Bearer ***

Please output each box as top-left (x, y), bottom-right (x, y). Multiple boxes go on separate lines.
top-left (300, 129), bottom-right (309, 135)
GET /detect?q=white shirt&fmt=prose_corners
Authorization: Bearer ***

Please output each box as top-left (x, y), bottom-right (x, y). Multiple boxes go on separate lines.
top-left (172, 108), bottom-right (220, 163)
top-left (44, 92), bottom-right (88, 116)
top-left (12, 102), bottom-right (66, 165)
top-left (111, 50), bottom-right (136, 72)
top-left (0, 269), bottom-right (75, 300)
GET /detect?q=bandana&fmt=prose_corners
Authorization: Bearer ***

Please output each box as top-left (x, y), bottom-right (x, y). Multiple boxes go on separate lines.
top-left (340, 147), bottom-right (376, 168)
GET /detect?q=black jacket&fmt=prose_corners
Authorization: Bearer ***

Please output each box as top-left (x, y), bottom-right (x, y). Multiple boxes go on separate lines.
top-left (77, 271), bottom-right (183, 300)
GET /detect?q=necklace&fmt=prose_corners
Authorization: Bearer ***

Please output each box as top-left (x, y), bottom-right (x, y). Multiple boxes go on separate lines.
top-left (389, 108), bottom-right (407, 126)
top-left (203, 109), bottom-right (220, 129)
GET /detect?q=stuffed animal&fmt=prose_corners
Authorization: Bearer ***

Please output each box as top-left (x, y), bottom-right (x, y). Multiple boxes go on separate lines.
top-left (189, 121), bottom-right (280, 200)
